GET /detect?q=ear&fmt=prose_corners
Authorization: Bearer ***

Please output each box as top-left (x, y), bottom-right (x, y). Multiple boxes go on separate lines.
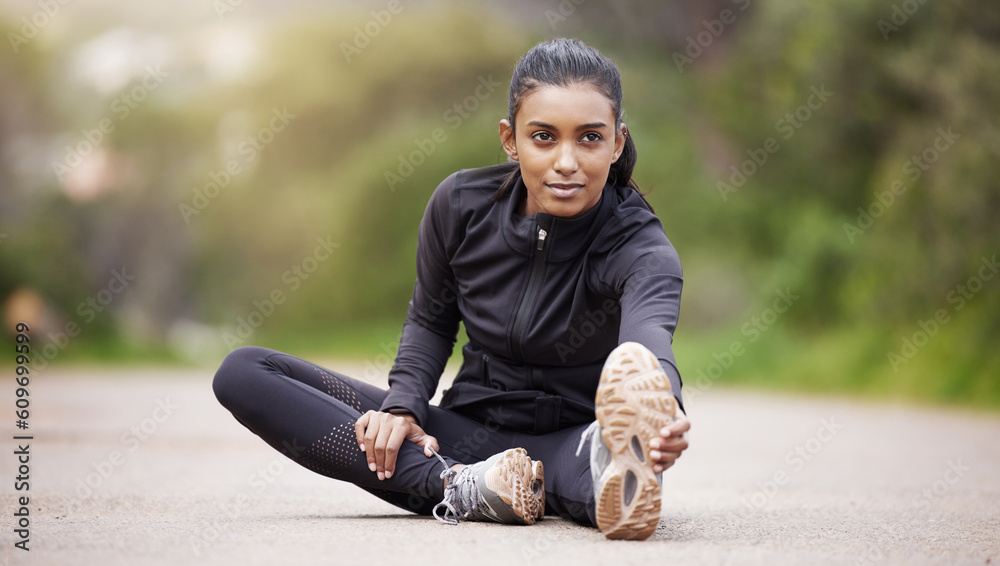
top-left (499, 119), bottom-right (518, 161)
top-left (612, 123), bottom-right (627, 163)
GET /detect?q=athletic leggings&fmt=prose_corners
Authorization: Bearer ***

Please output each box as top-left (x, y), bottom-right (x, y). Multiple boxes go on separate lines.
top-left (213, 346), bottom-right (597, 525)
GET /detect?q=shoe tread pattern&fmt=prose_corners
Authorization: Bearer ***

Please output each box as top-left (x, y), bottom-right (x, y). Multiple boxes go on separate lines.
top-left (595, 342), bottom-right (677, 540)
top-left (484, 448), bottom-right (545, 525)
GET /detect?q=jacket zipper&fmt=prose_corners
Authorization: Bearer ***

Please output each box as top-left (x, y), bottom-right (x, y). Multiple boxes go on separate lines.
top-left (510, 226), bottom-right (547, 361)
top-left (481, 352), bottom-right (493, 389)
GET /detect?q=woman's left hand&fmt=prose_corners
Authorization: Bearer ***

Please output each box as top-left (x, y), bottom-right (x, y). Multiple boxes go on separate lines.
top-left (649, 415), bottom-right (690, 473)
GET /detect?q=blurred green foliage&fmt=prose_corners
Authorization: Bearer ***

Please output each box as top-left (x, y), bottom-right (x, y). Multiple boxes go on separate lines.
top-left (683, 0), bottom-right (1000, 407)
top-left (0, 1), bottom-right (996, 407)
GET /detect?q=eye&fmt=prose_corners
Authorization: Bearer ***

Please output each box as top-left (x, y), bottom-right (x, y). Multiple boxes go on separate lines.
top-left (581, 132), bottom-right (603, 143)
top-left (531, 131), bottom-right (554, 142)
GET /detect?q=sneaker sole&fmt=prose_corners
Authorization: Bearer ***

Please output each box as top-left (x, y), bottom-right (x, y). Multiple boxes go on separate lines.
top-left (483, 448), bottom-right (545, 525)
top-left (594, 342), bottom-right (677, 540)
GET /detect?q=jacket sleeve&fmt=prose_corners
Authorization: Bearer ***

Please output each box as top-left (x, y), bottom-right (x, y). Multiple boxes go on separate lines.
top-left (379, 173), bottom-right (463, 425)
top-left (609, 217), bottom-right (686, 414)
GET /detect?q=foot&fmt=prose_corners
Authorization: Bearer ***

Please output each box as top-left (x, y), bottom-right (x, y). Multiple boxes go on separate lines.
top-left (432, 447), bottom-right (545, 525)
top-left (591, 342), bottom-right (677, 540)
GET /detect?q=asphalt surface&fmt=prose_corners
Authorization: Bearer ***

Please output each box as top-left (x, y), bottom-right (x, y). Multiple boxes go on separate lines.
top-left (1, 363), bottom-right (998, 566)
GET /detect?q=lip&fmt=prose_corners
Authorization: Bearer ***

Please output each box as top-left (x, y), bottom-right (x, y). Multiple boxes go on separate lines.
top-left (546, 183), bottom-right (584, 199)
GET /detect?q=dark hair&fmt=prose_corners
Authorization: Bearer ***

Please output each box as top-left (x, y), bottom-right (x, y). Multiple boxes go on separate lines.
top-left (492, 38), bottom-right (649, 209)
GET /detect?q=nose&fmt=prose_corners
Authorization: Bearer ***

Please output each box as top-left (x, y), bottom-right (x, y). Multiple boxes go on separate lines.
top-left (553, 141), bottom-right (579, 176)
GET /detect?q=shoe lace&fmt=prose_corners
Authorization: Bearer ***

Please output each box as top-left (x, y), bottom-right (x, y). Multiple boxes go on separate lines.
top-left (428, 446), bottom-right (489, 525)
top-left (575, 420), bottom-right (600, 457)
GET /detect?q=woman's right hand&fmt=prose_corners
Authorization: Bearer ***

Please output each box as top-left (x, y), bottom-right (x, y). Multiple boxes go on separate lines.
top-left (354, 410), bottom-right (440, 480)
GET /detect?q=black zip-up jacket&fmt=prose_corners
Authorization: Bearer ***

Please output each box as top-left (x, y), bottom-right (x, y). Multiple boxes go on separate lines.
top-left (380, 163), bottom-right (684, 434)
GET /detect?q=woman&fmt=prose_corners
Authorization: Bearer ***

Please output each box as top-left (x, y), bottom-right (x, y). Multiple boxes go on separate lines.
top-left (214, 38), bottom-right (690, 541)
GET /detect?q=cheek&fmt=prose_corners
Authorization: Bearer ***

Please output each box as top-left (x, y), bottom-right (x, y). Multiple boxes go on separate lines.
top-left (586, 145), bottom-right (615, 169)
top-left (520, 156), bottom-right (547, 181)
top-left (586, 157), bottom-right (614, 181)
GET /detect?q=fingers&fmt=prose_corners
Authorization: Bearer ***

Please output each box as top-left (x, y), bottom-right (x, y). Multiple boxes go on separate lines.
top-left (383, 423), bottom-right (408, 479)
top-left (358, 411), bottom-right (421, 480)
top-left (416, 433), bottom-right (440, 458)
top-left (354, 411), bottom-right (371, 452)
top-left (401, 420), bottom-right (440, 458)
top-left (650, 446), bottom-right (685, 473)
top-left (373, 414), bottom-right (396, 480)
top-left (650, 445), bottom-right (685, 473)
top-left (423, 435), bottom-right (440, 457)
top-left (357, 412), bottom-right (446, 480)
top-left (650, 416), bottom-right (691, 473)
top-left (652, 415), bottom-right (690, 446)
top-left (360, 411), bottom-right (381, 474)
top-left (663, 416), bottom-right (691, 436)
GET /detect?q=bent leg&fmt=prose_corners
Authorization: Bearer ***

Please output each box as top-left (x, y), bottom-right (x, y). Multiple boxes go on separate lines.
top-left (213, 346), bottom-right (454, 514)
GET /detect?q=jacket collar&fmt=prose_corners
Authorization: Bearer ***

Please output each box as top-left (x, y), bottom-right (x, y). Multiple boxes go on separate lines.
top-left (500, 176), bottom-right (615, 262)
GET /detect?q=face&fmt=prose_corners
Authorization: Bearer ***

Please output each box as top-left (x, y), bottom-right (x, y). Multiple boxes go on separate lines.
top-left (499, 84), bottom-right (626, 218)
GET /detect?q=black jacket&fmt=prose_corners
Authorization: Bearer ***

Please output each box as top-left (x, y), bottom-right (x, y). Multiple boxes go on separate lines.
top-left (380, 163), bottom-right (684, 433)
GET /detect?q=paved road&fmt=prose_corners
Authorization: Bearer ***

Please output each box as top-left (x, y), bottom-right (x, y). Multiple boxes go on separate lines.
top-left (1, 363), bottom-right (998, 565)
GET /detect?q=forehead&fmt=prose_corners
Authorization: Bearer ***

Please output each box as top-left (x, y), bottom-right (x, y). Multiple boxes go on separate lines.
top-left (517, 84), bottom-right (616, 127)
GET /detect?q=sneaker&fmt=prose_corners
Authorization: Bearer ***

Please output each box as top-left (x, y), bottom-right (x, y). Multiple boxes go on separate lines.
top-left (590, 341), bottom-right (678, 540)
top-left (431, 447), bottom-right (545, 525)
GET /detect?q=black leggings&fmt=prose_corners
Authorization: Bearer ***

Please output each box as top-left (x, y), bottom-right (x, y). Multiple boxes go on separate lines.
top-left (213, 346), bottom-right (597, 525)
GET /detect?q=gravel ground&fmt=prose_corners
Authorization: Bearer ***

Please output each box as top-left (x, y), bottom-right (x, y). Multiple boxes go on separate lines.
top-left (1, 363), bottom-right (998, 566)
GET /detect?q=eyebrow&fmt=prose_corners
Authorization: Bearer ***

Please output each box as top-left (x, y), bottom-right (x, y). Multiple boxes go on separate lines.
top-left (526, 120), bottom-right (608, 131)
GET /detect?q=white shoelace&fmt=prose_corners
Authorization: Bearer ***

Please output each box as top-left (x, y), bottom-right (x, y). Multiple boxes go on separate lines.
top-left (428, 446), bottom-right (490, 525)
top-left (575, 420), bottom-right (600, 457)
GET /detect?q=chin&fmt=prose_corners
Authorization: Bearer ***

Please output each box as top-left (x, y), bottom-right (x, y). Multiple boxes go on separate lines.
top-left (548, 202), bottom-right (588, 219)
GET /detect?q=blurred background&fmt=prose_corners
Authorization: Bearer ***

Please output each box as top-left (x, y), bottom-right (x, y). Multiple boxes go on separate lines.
top-left (0, 0), bottom-right (997, 407)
